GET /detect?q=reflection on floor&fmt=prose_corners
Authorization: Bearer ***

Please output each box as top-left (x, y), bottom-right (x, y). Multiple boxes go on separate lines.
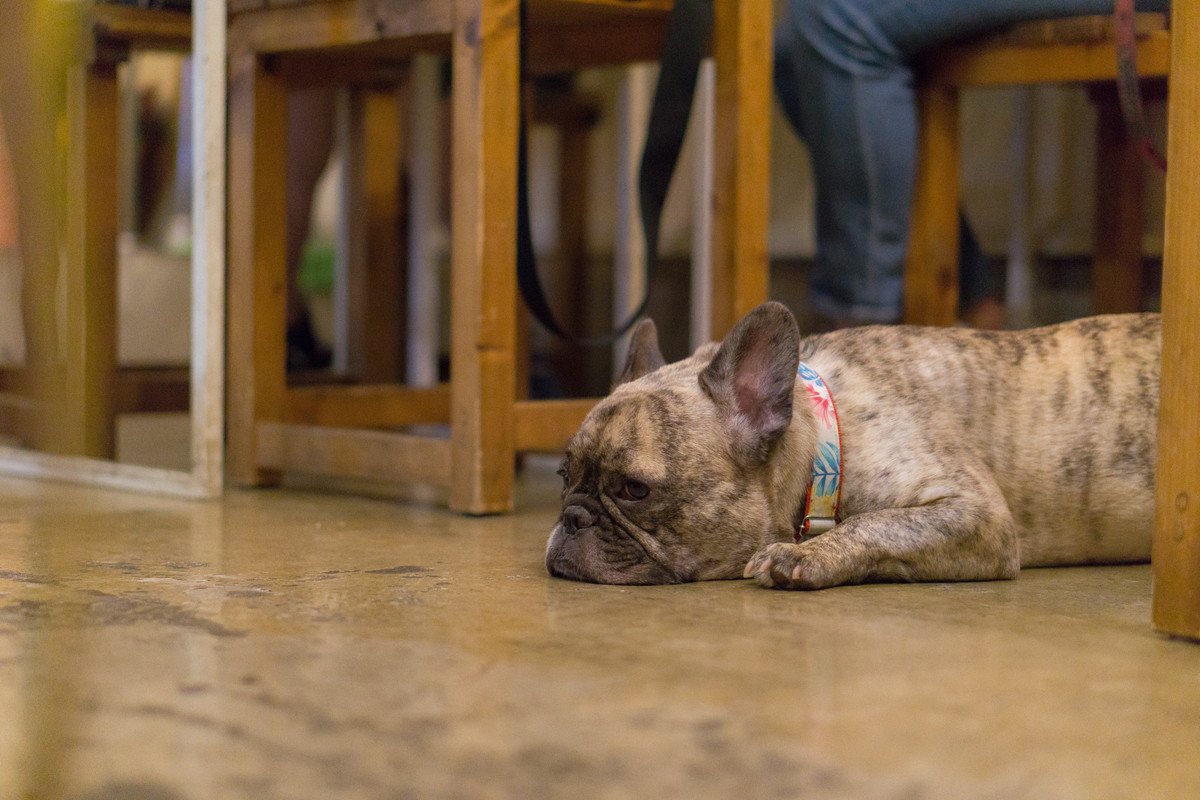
top-left (1, 467), bottom-right (1197, 800)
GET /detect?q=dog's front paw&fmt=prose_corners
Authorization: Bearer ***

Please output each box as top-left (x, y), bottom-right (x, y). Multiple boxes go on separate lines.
top-left (742, 542), bottom-right (841, 590)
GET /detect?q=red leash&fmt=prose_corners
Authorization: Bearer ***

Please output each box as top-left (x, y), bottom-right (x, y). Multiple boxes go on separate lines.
top-left (1114, 0), bottom-right (1168, 172)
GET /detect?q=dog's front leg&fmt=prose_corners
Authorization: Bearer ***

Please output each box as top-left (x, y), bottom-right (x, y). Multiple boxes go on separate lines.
top-left (743, 495), bottom-right (1019, 590)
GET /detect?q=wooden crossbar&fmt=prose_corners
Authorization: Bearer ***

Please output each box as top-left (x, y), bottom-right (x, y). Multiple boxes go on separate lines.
top-left (258, 422), bottom-right (452, 486)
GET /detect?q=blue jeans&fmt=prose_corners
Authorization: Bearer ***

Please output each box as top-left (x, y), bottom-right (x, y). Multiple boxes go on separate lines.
top-left (775, 0), bottom-right (1170, 323)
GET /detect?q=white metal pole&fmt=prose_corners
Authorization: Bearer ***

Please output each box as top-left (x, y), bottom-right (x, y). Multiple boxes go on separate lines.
top-left (332, 88), bottom-right (355, 374)
top-left (690, 58), bottom-right (715, 350)
top-left (190, 0), bottom-right (226, 495)
top-left (1006, 87), bottom-right (1036, 328)
top-left (406, 53), bottom-right (443, 387)
top-left (613, 64), bottom-right (653, 376)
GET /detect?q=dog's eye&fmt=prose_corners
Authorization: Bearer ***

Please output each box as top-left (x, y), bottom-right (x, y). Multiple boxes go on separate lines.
top-left (617, 479), bottom-right (650, 502)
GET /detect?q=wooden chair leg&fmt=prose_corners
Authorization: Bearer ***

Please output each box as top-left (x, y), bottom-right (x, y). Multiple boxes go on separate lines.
top-left (0, 3), bottom-right (74, 454)
top-left (61, 62), bottom-right (119, 459)
top-left (1091, 86), bottom-right (1145, 315)
top-left (344, 86), bottom-right (405, 383)
top-left (449, 0), bottom-right (518, 514)
top-left (904, 83), bottom-right (961, 326)
top-left (710, 0), bottom-right (771, 338)
top-left (227, 51), bottom-right (286, 487)
top-left (405, 53), bottom-right (443, 388)
top-left (362, 87), bottom-right (406, 383)
top-left (1153, 1), bottom-right (1200, 641)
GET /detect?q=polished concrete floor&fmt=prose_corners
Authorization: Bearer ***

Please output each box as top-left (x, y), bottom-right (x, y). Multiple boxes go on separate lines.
top-left (1, 468), bottom-right (1198, 800)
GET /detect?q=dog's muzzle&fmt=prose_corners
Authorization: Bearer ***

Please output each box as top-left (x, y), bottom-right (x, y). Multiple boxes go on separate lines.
top-left (561, 504), bottom-right (595, 535)
top-left (559, 493), bottom-right (602, 536)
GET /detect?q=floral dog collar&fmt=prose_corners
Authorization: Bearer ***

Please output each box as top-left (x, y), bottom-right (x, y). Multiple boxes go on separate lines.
top-left (794, 361), bottom-right (843, 543)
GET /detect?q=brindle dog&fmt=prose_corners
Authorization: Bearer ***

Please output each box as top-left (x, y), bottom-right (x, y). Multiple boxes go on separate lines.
top-left (545, 302), bottom-right (1160, 589)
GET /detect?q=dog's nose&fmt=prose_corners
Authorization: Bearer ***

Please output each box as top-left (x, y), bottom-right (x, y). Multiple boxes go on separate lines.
top-left (562, 504), bottom-right (596, 535)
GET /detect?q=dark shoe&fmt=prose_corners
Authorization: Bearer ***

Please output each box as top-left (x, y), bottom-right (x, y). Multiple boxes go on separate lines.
top-left (286, 313), bottom-right (332, 372)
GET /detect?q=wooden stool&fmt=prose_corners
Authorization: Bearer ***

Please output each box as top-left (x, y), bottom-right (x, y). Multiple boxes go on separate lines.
top-left (905, 13), bottom-right (1171, 326)
top-left (0, 4), bottom-right (191, 457)
top-left (226, 0), bottom-right (772, 513)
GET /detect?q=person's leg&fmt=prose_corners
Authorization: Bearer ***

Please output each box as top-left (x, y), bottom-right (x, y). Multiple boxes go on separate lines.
top-left (165, 57), bottom-right (193, 254)
top-left (284, 85), bottom-right (335, 370)
top-left (958, 214), bottom-right (1005, 328)
top-left (775, 9), bottom-right (909, 324)
top-left (775, 0), bottom-right (1169, 326)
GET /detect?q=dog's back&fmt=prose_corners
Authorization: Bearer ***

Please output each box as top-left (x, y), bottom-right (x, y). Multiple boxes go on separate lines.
top-left (801, 313), bottom-right (1161, 566)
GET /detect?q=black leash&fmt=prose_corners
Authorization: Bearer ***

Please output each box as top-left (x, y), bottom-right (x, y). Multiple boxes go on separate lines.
top-left (516, 0), bottom-right (713, 346)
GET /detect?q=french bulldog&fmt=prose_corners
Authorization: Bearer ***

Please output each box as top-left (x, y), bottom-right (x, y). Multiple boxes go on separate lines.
top-left (545, 302), bottom-right (1160, 589)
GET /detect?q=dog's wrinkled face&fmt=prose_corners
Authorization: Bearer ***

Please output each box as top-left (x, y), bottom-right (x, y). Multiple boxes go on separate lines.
top-left (546, 304), bottom-right (805, 584)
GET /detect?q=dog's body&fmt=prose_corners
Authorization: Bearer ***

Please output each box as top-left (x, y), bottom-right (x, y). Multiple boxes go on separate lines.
top-left (545, 304), bottom-right (1160, 589)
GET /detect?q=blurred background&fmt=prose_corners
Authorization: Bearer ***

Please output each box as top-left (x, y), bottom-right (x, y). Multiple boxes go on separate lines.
top-left (0, 3), bottom-right (1167, 470)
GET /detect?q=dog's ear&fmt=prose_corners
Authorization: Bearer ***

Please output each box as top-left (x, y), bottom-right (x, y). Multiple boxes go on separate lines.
top-left (614, 318), bottom-right (666, 387)
top-left (699, 302), bottom-right (800, 463)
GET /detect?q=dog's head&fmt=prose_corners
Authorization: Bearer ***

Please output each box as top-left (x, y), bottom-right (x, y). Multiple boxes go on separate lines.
top-left (545, 302), bottom-right (810, 584)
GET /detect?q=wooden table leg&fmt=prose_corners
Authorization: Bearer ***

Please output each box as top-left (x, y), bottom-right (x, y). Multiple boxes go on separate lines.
top-left (61, 62), bottom-right (119, 458)
top-left (227, 50), bottom-right (286, 486)
top-left (710, 0), bottom-right (771, 339)
top-left (1153, 1), bottom-right (1200, 641)
top-left (449, 0), bottom-right (518, 514)
top-left (904, 83), bottom-right (961, 327)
